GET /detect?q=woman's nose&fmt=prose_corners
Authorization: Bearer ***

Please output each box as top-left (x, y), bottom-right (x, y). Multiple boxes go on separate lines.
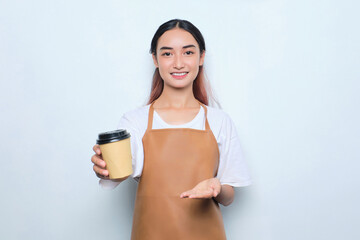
top-left (173, 55), bottom-right (184, 69)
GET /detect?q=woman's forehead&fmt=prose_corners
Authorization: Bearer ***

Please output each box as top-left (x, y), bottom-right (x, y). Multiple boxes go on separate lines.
top-left (157, 28), bottom-right (199, 50)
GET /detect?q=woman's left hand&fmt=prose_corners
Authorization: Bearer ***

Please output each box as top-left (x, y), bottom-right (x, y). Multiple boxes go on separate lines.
top-left (180, 178), bottom-right (221, 199)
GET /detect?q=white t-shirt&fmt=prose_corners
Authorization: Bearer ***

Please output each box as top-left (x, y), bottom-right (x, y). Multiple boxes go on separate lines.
top-left (99, 104), bottom-right (252, 189)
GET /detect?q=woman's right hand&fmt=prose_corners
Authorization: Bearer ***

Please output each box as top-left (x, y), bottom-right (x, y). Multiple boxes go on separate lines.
top-left (91, 144), bottom-right (109, 179)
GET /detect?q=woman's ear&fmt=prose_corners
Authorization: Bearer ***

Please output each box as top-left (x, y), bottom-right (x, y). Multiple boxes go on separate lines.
top-left (152, 54), bottom-right (159, 68)
top-left (199, 51), bottom-right (205, 66)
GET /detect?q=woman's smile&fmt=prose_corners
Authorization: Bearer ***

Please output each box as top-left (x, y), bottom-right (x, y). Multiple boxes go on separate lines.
top-left (171, 72), bottom-right (189, 79)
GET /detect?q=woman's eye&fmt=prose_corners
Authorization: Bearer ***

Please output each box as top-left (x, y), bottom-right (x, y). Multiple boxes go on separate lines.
top-left (185, 51), bottom-right (194, 55)
top-left (162, 52), bottom-right (171, 56)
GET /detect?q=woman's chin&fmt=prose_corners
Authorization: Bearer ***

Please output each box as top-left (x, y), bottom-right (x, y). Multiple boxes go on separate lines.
top-left (164, 81), bottom-right (193, 90)
top-left (172, 84), bottom-right (192, 90)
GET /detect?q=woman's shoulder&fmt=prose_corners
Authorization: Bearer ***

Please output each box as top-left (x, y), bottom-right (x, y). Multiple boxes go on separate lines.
top-left (205, 105), bottom-right (232, 123)
top-left (118, 104), bottom-right (150, 132)
top-left (205, 105), bottom-right (238, 137)
top-left (123, 104), bottom-right (150, 119)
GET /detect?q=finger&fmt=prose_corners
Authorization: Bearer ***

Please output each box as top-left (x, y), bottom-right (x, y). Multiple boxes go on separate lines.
top-left (93, 165), bottom-right (109, 176)
top-left (180, 191), bottom-right (189, 198)
top-left (93, 144), bottom-right (101, 155)
top-left (180, 190), bottom-right (193, 198)
top-left (213, 190), bottom-right (219, 197)
top-left (96, 172), bottom-right (110, 180)
top-left (211, 186), bottom-right (221, 197)
top-left (189, 189), bottom-right (214, 199)
top-left (91, 155), bottom-right (106, 168)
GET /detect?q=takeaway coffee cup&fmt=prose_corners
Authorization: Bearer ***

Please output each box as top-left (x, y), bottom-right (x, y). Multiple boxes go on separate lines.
top-left (96, 129), bottom-right (133, 179)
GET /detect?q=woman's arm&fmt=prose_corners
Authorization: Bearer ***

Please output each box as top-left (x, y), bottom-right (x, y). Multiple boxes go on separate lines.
top-left (214, 184), bottom-right (234, 206)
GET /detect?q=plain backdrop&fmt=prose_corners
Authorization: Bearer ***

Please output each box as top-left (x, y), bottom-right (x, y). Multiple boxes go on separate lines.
top-left (1, 0), bottom-right (359, 239)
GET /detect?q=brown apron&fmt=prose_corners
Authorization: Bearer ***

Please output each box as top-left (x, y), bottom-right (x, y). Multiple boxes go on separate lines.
top-left (130, 100), bottom-right (227, 240)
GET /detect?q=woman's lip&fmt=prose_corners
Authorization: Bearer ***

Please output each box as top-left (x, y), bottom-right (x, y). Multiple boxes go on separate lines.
top-left (171, 72), bottom-right (188, 79)
top-left (171, 72), bottom-right (188, 74)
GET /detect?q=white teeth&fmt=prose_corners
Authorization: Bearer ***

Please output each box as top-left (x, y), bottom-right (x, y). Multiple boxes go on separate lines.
top-left (172, 72), bottom-right (187, 76)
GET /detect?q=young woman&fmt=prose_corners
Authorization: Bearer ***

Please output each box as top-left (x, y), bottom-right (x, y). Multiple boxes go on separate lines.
top-left (91, 19), bottom-right (251, 239)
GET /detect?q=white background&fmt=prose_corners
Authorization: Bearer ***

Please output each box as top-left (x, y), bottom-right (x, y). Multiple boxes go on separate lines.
top-left (1, 0), bottom-right (359, 239)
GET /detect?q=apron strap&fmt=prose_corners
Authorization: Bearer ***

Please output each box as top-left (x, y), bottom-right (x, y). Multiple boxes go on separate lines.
top-left (197, 100), bottom-right (211, 131)
top-left (147, 101), bottom-right (156, 130)
top-left (147, 99), bottom-right (210, 131)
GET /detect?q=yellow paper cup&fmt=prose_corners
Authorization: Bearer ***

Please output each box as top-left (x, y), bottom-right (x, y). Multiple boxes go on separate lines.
top-left (97, 129), bottom-right (133, 179)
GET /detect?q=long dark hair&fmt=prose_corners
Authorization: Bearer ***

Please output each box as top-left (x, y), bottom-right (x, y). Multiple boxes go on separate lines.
top-left (147, 19), bottom-right (220, 107)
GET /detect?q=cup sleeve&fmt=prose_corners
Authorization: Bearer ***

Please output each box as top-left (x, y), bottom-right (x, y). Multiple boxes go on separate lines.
top-left (216, 113), bottom-right (252, 187)
top-left (98, 114), bottom-right (143, 189)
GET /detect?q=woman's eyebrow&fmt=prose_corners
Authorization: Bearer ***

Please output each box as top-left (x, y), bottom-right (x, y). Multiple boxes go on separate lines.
top-left (183, 44), bottom-right (196, 49)
top-left (159, 44), bottom-right (196, 51)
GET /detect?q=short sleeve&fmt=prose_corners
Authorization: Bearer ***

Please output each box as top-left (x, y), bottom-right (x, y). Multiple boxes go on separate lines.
top-left (99, 114), bottom-right (144, 189)
top-left (216, 113), bottom-right (252, 187)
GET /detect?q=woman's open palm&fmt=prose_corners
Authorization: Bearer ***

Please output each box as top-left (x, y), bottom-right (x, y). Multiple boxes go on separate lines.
top-left (180, 178), bottom-right (221, 199)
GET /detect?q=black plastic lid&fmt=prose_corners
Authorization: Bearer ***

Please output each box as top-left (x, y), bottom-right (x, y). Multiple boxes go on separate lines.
top-left (97, 129), bottom-right (131, 145)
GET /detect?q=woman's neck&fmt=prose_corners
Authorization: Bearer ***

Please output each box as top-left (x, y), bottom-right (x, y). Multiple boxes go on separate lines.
top-left (154, 84), bottom-right (199, 109)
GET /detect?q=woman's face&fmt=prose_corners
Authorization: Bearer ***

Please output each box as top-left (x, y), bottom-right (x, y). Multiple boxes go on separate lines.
top-left (152, 28), bottom-right (205, 89)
